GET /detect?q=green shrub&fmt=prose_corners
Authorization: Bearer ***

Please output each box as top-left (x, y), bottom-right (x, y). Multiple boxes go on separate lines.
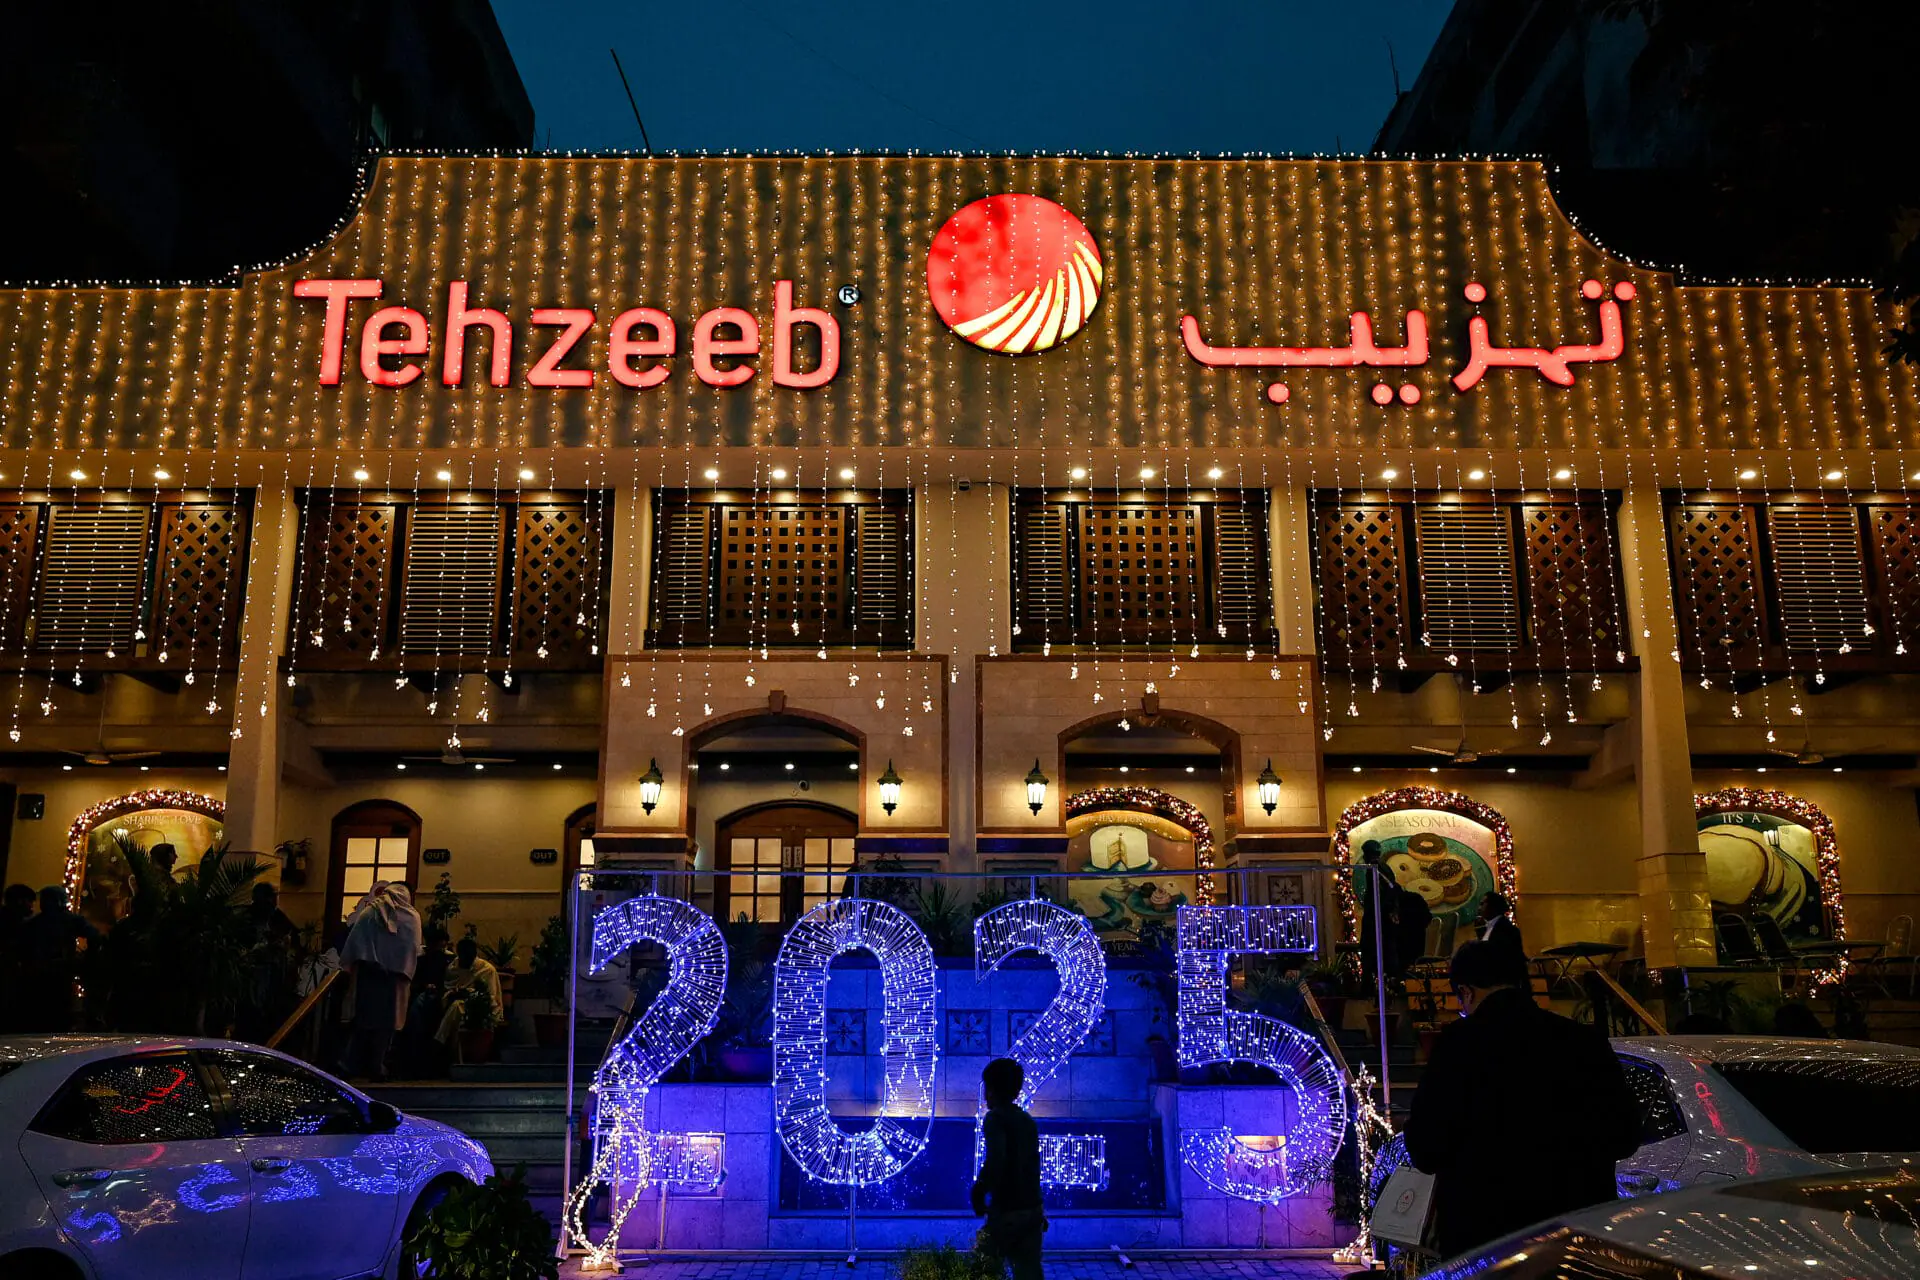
top-left (404, 1167), bottom-right (557, 1280)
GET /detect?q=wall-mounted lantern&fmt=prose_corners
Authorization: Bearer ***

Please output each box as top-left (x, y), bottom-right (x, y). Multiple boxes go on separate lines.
top-left (877, 760), bottom-right (903, 816)
top-left (1025, 759), bottom-right (1049, 816)
top-left (639, 758), bottom-right (664, 815)
top-left (1257, 759), bottom-right (1282, 816)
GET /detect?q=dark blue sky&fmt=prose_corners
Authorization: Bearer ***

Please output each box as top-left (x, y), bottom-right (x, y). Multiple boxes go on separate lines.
top-left (493, 1), bottom-right (1449, 154)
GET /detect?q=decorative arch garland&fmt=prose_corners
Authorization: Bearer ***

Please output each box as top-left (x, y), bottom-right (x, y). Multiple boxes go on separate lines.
top-left (1695, 786), bottom-right (1846, 968)
top-left (63, 788), bottom-right (226, 900)
top-left (1329, 786), bottom-right (1516, 945)
top-left (1066, 785), bottom-right (1217, 900)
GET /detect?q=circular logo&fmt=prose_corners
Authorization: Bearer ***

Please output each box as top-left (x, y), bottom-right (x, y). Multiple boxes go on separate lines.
top-left (927, 194), bottom-right (1103, 354)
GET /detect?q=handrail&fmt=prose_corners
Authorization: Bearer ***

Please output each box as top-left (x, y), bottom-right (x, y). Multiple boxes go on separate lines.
top-left (265, 967), bottom-right (343, 1051)
top-left (1298, 984), bottom-right (1353, 1080)
top-left (1590, 967), bottom-right (1668, 1036)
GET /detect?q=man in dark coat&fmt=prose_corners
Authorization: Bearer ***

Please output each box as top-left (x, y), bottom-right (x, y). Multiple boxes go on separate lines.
top-left (972, 1057), bottom-right (1045, 1280)
top-left (1358, 842), bottom-right (1430, 982)
top-left (1476, 892), bottom-right (1524, 959)
top-left (1404, 941), bottom-right (1642, 1260)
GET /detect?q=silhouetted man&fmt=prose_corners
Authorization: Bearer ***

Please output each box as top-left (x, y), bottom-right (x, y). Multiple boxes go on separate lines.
top-left (972, 1057), bottom-right (1045, 1280)
top-left (18, 886), bottom-right (100, 1031)
top-left (1405, 941), bottom-right (1641, 1260)
top-left (1477, 892), bottom-right (1524, 959)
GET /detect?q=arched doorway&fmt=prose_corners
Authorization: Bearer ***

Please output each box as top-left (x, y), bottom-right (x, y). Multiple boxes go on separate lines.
top-left (1062, 785), bottom-right (1217, 941)
top-left (714, 800), bottom-right (856, 925)
top-left (561, 801), bottom-right (596, 912)
top-left (326, 800), bottom-right (423, 927)
top-left (1331, 787), bottom-right (1516, 955)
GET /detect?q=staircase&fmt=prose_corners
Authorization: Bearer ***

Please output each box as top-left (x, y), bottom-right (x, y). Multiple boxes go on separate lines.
top-left (368, 1021), bottom-right (612, 1220)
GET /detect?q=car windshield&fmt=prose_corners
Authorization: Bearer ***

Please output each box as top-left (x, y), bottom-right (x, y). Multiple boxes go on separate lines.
top-left (1714, 1058), bottom-right (1920, 1153)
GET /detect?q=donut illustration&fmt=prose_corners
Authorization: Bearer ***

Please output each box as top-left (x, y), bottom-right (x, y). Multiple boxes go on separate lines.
top-left (927, 194), bottom-right (1103, 354)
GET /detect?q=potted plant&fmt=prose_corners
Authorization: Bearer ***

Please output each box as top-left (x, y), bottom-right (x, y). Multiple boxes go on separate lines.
top-left (401, 1165), bottom-right (557, 1280)
top-left (273, 836), bottom-right (313, 887)
top-left (893, 1241), bottom-right (1000, 1280)
top-left (457, 984), bottom-right (501, 1064)
top-left (426, 872), bottom-right (463, 935)
top-left (528, 914), bottom-right (571, 1049)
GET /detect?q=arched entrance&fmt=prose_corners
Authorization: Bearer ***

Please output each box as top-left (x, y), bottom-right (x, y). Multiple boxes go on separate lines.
top-left (1330, 787), bottom-right (1516, 952)
top-left (714, 800), bottom-right (857, 924)
top-left (561, 801), bottom-right (596, 911)
top-left (326, 799), bottom-right (423, 927)
top-left (1062, 785), bottom-right (1216, 939)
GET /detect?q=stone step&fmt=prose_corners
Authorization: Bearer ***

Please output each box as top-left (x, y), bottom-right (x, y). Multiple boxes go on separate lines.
top-left (452, 1060), bottom-right (599, 1084)
top-left (405, 1107), bottom-right (570, 1137)
top-left (374, 1082), bottom-right (575, 1110)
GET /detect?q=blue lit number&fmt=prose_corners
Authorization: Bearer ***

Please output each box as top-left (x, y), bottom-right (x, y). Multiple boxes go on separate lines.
top-left (568, 895), bottom-right (729, 1265)
top-left (773, 898), bottom-right (939, 1186)
top-left (1175, 904), bottom-right (1346, 1202)
top-left (974, 898), bottom-right (1109, 1189)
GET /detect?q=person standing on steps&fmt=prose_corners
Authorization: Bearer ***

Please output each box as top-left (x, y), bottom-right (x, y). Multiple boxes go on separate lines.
top-left (1404, 941), bottom-right (1641, 1260)
top-left (972, 1057), bottom-right (1046, 1280)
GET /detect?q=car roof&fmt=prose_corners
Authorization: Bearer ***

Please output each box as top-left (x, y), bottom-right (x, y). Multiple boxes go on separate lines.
top-left (0, 1034), bottom-right (282, 1066)
top-left (1613, 1035), bottom-right (1920, 1067)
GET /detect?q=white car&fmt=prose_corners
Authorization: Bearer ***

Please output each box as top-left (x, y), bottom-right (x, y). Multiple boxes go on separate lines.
top-left (1608, 1036), bottom-right (1920, 1194)
top-left (1426, 1166), bottom-right (1920, 1278)
top-left (0, 1035), bottom-right (492, 1280)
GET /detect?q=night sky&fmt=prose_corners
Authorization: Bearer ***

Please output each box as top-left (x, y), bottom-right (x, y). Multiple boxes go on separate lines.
top-left (492, 1), bottom-right (1448, 155)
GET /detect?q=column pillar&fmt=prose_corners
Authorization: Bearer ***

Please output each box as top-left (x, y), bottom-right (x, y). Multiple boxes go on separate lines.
top-left (606, 485), bottom-right (653, 656)
top-left (1270, 484), bottom-right (1317, 656)
top-left (919, 480), bottom-right (1009, 870)
top-left (1617, 486), bottom-right (1714, 969)
top-left (224, 486), bottom-right (299, 855)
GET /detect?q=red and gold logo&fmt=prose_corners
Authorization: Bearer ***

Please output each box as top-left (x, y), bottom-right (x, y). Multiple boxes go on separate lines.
top-left (927, 194), bottom-right (1103, 354)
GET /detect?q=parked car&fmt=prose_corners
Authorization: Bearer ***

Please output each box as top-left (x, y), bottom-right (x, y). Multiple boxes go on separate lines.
top-left (1426, 1166), bottom-right (1920, 1278)
top-left (1371, 1036), bottom-right (1920, 1215)
top-left (0, 1034), bottom-right (492, 1280)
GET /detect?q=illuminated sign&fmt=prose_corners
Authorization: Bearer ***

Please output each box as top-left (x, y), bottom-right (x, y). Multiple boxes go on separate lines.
top-left (293, 278), bottom-right (840, 390)
top-left (927, 194), bottom-right (1103, 354)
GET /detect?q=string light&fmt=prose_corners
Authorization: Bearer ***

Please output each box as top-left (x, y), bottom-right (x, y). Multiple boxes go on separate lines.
top-left (772, 898), bottom-right (938, 1186)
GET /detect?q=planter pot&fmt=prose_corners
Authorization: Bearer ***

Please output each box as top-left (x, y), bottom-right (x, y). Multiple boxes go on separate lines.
top-left (718, 1045), bottom-right (772, 1080)
top-left (1366, 1010), bottom-right (1402, 1045)
top-left (533, 1012), bottom-right (570, 1050)
top-left (457, 1028), bottom-right (496, 1064)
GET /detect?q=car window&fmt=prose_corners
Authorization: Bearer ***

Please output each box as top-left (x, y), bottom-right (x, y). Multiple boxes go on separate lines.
top-left (33, 1053), bottom-right (219, 1144)
top-left (1616, 1053), bottom-right (1687, 1144)
top-left (208, 1050), bottom-right (367, 1137)
top-left (1714, 1058), bottom-right (1920, 1153)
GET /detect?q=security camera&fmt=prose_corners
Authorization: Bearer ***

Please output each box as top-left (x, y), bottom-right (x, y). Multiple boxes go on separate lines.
top-left (956, 479), bottom-right (972, 492)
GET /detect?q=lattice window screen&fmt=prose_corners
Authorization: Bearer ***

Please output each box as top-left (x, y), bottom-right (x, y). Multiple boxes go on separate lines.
top-left (854, 507), bottom-right (907, 629)
top-left (1870, 506), bottom-right (1920, 653)
top-left (1767, 505), bottom-right (1869, 654)
top-left (0, 505), bottom-right (41, 654)
top-left (152, 503), bottom-right (247, 663)
top-left (1522, 504), bottom-right (1619, 651)
top-left (399, 506), bottom-right (504, 655)
top-left (512, 503), bottom-right (603, 663)
top-left (1013, 505), bottom-right (1071, 632)
top-left (1314, 505), bottom-right (1406, 656)
top-left (1669, 504), bottom-right (1764, 660)
top-left (1077, 504), bottom-right (1201, 641)
top-left (720, 505), bottom-right (846, 639)
top-left (296, 503), bottom-right (398, 659)
top-left (31, 506), bottom-right (151, 653)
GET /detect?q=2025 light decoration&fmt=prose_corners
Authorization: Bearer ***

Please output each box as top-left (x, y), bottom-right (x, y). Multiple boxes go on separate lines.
top-left (566, 894), bottom-right (729, 1267)
top-left (773, 898), bottom-right (938, 1186)
top-left (1175, 904), bottom-right (1346, 1202)
top-left (973, 897), bottom-right (1109, 1189)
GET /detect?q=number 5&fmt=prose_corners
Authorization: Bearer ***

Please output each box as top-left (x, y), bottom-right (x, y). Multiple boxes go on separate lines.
top-left (1176, 904), bottom-right (1346, 1202)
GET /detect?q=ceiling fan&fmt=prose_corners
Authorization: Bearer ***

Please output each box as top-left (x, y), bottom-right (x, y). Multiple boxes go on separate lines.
top-left (59, 702), bottom-right (162, 766)
top-left (1766, 737), bottom-right (1827, 766)
top-left (402, 731), bottom-right (513, 768)
top-left (1409, 730), bottom-right (1504, 765)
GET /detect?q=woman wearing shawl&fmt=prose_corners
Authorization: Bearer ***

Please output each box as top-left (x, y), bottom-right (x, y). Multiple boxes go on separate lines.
top-left (339, 882), bottom-right (422, 1081)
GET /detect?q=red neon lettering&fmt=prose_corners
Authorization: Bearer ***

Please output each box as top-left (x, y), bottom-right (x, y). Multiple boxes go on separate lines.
top-left (442, 281), bottom-right (512, 387)
top-left (692, 307), bottom-right (759, 387)
top-left (771, 280), bottom-right (840, 389)
top-left (359, 306), bottom-right (429, 387)
top-left (293, 278), bottom-right (382, 385)
top-left (527, 308), bottom-right (596, 388)
top-left (609, 308), bottom-right (676, 389)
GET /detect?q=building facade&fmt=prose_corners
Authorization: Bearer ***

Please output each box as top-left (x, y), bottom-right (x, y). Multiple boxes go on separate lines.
top-left (2, 153), bottom-right (1918, 979)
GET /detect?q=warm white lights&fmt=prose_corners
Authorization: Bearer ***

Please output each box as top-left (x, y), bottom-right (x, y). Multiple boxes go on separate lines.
top-left (518, 468), bottom-right (536, 481)
top-left (1553, 468), bottom-right (1572, 481)
top-left (1468, 469), bottom-right (1486, 481)
top-left (1380, 468), bottom-right (1398, 481)
top-left (770, 468), bottom-right (789, 481)
top-left (153, 469), bottom-right (171, 481)
top-left (1207, 467), bottom-right (1224, 480)
top-left (68, 469), bottom-right (87, 481)
top-left (703, 468), bottom-right (719, 481)
top-left (1139, 467), bottom-right (1156, 480)
top-left (1824, 470), bottom-right (1844, 481)
top-left (1739, 469), bottom-right (1758, 480)
top-left (838, 468), bottom-right (856, 481)
top-left (783, 761), bottom-right (795, 771)
top-left (1069, 467), bottom-right (1087, 481)
top-left (353, 468), bottom-right (370, 482)
top-left (436, 468), bottom-right (453, 481)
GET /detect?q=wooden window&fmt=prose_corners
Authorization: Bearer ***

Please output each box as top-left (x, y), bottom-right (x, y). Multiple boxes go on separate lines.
top-left (150, 502), bottom-right (250, 667)
top-left (1313, 494), bottom-right (1625, 671)
top-left (1669, 502), bottom-right (1765, 663)
top-left (1869, 506), bottom-right (1920, 656)
top-left (1012, 491), bottom-right (1271, 647)
top-left (1766, 505), bottom-right (1869, 654)
top-left (0, 504), bottom-right (39, 655)
top-left (31, 506), bottom-right (152, 654)
top-left (291, 493), bottom-right (608, 670)
top-left (647, 491), bottom-right (912, 648)
top-left (716, 803), bottom-right (857, 925)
